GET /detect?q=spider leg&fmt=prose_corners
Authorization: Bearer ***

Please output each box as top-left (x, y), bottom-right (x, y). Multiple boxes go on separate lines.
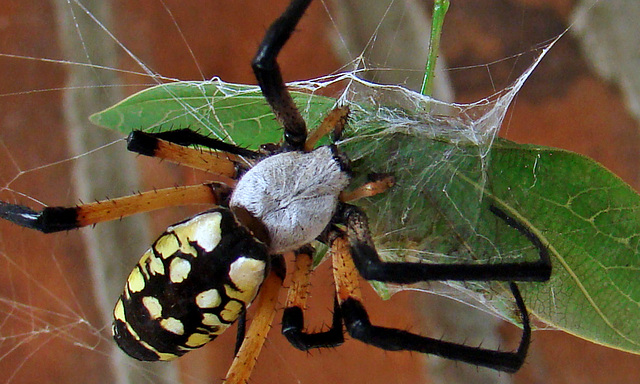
top-left (0, 183), bottom-right (229, 233)
top-left (0, 128), bottom-right (265, 233)
top-left (252, 0), bottom-right (312, 150)
top-left (127, 130), bottom-right (255, 185)
top-left (130, 129), bottom-right (261, 159)
top-left (330, 232), bottom-right (531, 372)
top-left (339, 204), bottom-right (551, 283)
top-left (224, 256), bottom-right (285, 384)
top-left (304, 106), bottom-right (350, 151)
top-left (281, 246), bottom-right (344, 350)
top-left (340, 174), bottom-right (396, 202)
top-left (234, 310), bottom-right (247, 355)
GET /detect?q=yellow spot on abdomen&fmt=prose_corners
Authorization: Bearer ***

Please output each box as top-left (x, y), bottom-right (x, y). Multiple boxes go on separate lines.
top-left (202, 313), bottom-right (226, 332)
top-left (169, 211), bottom-right (223, 253)
top-left (220, 300), bottom-right (243, 322)
top-left (127, 267), bottom-right (145, 293)
top-left (160, 317), bottom-right (185, 335)
top-left (185, 332), bottom-right (211, 348)
top-left (155, 233), bottom-right (180, 259)
top-left (113, 299), bottom-right (126, 322)
top-left (226, 257), bottom-right (266, 303)
top-left (169, 257), bottom-right (191, 283)
top-left (195, 289), bottom-right (221, 308)
top-left (142, 296), bottom-right (163, 319)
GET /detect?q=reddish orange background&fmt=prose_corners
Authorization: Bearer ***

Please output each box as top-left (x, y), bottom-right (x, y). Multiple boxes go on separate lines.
top-left (0, 1), bottom-right (639, 383)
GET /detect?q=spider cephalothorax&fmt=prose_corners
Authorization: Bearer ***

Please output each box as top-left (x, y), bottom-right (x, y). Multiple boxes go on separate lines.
top-left (0, 0), bottom-right (551, 381)
top-left (230, 145), bottom-right (351, 254)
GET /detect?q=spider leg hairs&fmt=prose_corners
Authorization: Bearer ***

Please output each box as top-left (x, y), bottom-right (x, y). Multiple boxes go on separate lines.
top-left (0, 0), bottom-right (553, 382)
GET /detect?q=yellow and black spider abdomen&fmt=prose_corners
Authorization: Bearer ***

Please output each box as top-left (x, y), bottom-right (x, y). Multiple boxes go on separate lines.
top-left (112, 208), bottom-right (269, 361)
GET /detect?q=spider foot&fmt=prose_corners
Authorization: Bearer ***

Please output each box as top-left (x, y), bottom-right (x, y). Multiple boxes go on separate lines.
top-left (0, 201), bottom-right (78, 233)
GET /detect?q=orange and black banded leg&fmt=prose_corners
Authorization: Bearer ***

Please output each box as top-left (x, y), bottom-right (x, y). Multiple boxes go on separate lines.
top-left (0, 183), bottom-right (230, 233)
top-left (281, 246), bottom-right (344, 350)
top-left (224, 255), bottom-right (286, 384)
top-left (329, 227), bottom-right (533, 373)
top-left (127, 130), bottom-right (261, 186)
top-left (129, 129), bottom-right (261, 160)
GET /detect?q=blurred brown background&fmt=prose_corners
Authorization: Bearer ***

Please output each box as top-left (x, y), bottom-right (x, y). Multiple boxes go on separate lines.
top-left (0, 0), bottom-right (639, 383)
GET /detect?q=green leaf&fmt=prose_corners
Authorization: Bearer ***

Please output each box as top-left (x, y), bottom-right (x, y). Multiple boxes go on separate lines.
top-left (90, 81), bottom-right (336, 149)
top-left (348, 128), bottom-right (640, 355)
top-left (91, 79), bottom-right (640, 355)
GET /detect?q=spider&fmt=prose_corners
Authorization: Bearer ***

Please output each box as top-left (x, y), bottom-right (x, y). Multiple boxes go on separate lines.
top-left (0, 0), bottom-right (551, 382)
